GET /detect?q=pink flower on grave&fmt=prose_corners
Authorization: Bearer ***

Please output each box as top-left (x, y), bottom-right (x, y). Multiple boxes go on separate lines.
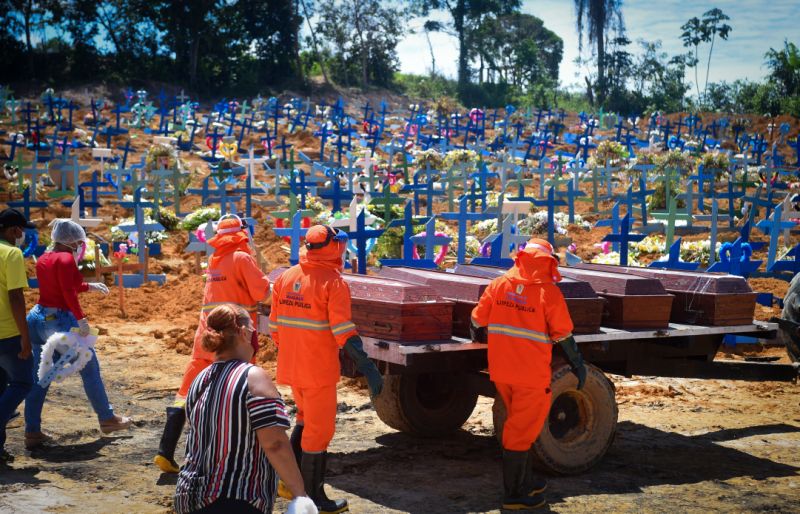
top-left (568, 243), bottom-right (577, 253)
top-left (594, 241), bottom-right (612, 255)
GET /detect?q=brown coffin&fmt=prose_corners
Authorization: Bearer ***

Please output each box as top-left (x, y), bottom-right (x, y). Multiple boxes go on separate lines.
top-left (268, 268), bottom-right (453, 341)
top-left (452, 264), bottom-right (604, 334)
top-left (558, 267), bottom-right (674, 329)
top-left (378, 267), bottom-right (489, 338)
top-left (575, 263), bottom-right (757, 326)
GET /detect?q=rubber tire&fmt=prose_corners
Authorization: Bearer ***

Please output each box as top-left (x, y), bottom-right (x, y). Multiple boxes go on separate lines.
top-left (493, 364), bottom-right (618, 475)
top-left (780, 273), bottom-right (800, 363)
top-left (373, 373), bottom-right (479, 437)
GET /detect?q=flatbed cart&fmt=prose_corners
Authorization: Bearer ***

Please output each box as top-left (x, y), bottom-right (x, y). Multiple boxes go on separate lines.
top-left (258, 315), bottom-right (797, 475)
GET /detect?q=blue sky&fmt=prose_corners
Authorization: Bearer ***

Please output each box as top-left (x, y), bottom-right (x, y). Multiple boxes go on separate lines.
top-left (396, 0), bottom-right (797, 90)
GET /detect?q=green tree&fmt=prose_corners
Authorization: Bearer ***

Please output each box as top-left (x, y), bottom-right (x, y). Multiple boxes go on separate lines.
top-left (410, 0), bottom-right (520, 92)
top-left (680, 8), bottom-right (731, 104)
top-left (573, 0), bottom-right (624, 106)
top-left (316, 0), bottom-right (405, 88)
top-left (765, 40), bottom-right (800, 96)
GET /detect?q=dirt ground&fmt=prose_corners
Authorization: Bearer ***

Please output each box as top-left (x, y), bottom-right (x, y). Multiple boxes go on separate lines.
top-left (0, 313), bottom-right (798, 514)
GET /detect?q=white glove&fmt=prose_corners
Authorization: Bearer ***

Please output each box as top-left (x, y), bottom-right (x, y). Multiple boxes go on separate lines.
top-left (77, 318), bottom-right (91, 337)
top-left (88, 282), bottom-right (109, 295)
top-left (286, 496), bottom-right (318, 514)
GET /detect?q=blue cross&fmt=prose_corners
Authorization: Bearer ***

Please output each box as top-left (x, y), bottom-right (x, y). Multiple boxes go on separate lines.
top-left (556, 180), bottom-right (586, 224)
top-left (707, 236), bottom-right (762, 277)
top-left (769, 244), bottom-right (800, 275)
top-left (7, 187), bottom-right (47, 220)
top-left (532, 187), bottom-right (567, 246)
top-left (602, 213), bottom-right (645, 267)
top-left (347, 209), bottom-right (385, 274)
top-left (440, 196), bottom-right (495, 264)
top-left (272, 211), bottom-right (309, 266)
top-left (380, 202), bottom-right (434, 268)
top-left (756, 204), bottom-right (797, 270)
top-left (319, 176), bottom-right (354, 214)
top-left (406, 217), bottom-right (452, 269)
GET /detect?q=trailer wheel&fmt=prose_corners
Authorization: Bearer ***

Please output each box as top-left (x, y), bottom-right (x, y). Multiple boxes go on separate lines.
top-left (373, 373), bottom-right (479, 437)
top-left (493, 364), bottom-right (617, 475)
top-left (780, 273), bottom-right (800, 363)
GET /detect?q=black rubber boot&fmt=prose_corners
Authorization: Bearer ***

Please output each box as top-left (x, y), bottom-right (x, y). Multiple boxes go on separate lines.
top-left (526, 452), bottom-right (548, 495)
top-left (502, 450), bottom-right (546, 510)
top-left (289, 424), bottom-right (304, 464)
top-left (301, 451), bottom-right (349, 514)
top-left (153, 406), bottom-right (186, 473)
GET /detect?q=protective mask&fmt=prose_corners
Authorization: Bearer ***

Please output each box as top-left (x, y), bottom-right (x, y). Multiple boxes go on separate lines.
top-left (72, 242), bottom-right (87, 264)
top-left (14, 231), bottom-right (25, 248)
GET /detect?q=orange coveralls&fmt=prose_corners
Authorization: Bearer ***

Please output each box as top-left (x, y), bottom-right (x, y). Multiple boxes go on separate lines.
top-left (471, 243), bottom-right (574, 451)
top-left (269, 252), bottom-right (357, 452)
top-left (177, 247), bottom-right (269, 397)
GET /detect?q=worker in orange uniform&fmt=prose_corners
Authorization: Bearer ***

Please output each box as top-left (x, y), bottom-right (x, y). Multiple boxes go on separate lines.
top-left (270, 225), bottom-right (383, 514)
top-left (470, 238), bottom-right (586, 510)
top-left (154, 215), bottom-right (270, 473)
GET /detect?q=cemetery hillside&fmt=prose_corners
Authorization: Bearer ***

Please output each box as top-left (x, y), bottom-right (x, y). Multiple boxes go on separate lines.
top-left (0, 1), bottom-right (799, 513)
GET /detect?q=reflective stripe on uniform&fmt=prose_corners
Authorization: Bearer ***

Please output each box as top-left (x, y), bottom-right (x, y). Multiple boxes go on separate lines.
top-left (330, 321), bottom-right (356, 335)
top-left (268, 320), bottom-right (278, 332)
top-left (201, 302), bottom-right (258, 313)
top-left (276, 316), bottom-right (331, 331)
top-left (488, 323), bottom-right (551, 344)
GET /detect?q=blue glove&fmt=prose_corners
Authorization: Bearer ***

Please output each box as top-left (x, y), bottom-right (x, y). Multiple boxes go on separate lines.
top-left (344, 336), bottom-right (383, 397)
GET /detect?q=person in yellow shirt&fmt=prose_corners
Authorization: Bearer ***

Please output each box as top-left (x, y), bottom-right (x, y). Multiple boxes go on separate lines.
top-left (0, 208), bottom-right (35, 464)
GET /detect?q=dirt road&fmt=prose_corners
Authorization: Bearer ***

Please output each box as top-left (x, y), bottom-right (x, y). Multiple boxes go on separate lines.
top-left (1, 321), bottom-right (798, 514)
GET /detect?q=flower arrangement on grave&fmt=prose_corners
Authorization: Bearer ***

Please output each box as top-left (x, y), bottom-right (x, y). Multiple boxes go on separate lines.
top-left (623, 150), bottom-right (658, 182)
top-left (518, 211), bottom-right (589, 237)
top-left (592, 140), bottom-right (628, 165)
top-left (304, 194), bottom-right (327, 216)
top-left (110, 216), bottom-right (169, 244)
top-left (179, 207), bottom-right (221, 231)
top-left (470, 218), bottom-right (498, 240)
top-left (145, 143), bottom-right (183, 173)
top-left (443, 149), bottom-right (478, 170)
top-left (590, 250), bottom-right (643, 267)
top-left (679, 239), bottom-right (720, 267)
top-left (631, 234), bottom-right (665, 257)
top-left (146, 207), bottom-right (180, 231)
top-left (77, 239), bottom-right (111, 272)
top-left (647, 149), bottom-right (694, 211)
top-left (414, 149), bottom-right (444, 171)
top-left (697, 152), bottom-right (731, 180)
top-left (432, 96), bottom-right (459, 116)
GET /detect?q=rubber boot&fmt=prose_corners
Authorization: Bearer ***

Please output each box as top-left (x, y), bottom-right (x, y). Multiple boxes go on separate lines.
top-left (502, 450), bottom-right (546, 511)
top-left (526, 452), bottom-right (548, 495)
top-left (153, 406), bottom-right (186, 473)
top-left (278, 424), bottom-right (305, 500)
top-left (301, 451), bottom-right (349, 514)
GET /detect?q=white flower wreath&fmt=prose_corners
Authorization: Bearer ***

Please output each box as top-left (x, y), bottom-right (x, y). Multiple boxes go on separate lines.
top-left (37, 330), bottom-right (98, 388)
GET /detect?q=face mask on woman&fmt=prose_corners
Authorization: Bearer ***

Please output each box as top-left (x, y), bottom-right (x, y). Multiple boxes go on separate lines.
top-left (14, 229), bottom-right (25, 248)
top-left (71, 241), bottom-right (87, 264)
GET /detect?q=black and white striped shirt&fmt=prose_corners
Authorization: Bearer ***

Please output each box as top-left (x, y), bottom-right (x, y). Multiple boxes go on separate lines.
top-left (174, 360), bottom-right (290, 514)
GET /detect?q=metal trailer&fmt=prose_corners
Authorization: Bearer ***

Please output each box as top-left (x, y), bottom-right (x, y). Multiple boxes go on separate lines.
top-left (258, 314), bottom-right (797, 475)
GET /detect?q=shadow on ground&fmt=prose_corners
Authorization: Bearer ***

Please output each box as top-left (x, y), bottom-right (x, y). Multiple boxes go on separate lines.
top-left (329, 422), bottom-right (800, 513)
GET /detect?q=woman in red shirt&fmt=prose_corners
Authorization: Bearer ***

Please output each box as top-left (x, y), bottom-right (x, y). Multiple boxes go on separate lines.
top-left (24, 219), bottom-right (131, 449)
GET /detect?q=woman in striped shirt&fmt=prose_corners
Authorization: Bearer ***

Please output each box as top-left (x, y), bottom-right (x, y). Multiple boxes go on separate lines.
top-left (174, 304), bottom-right (313, 514)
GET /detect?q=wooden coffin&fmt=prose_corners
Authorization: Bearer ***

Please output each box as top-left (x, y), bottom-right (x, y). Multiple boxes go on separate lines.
top-left (451, 264), bottom-right (604, 334)
top-left (267, 268), bottom-right (453, 341)
top-left (576, 263), bottom-right (757, 326)
top-left (558, 266), bottom-right (674, 329)
top-left (378, 267), bottom-right (489, 338)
